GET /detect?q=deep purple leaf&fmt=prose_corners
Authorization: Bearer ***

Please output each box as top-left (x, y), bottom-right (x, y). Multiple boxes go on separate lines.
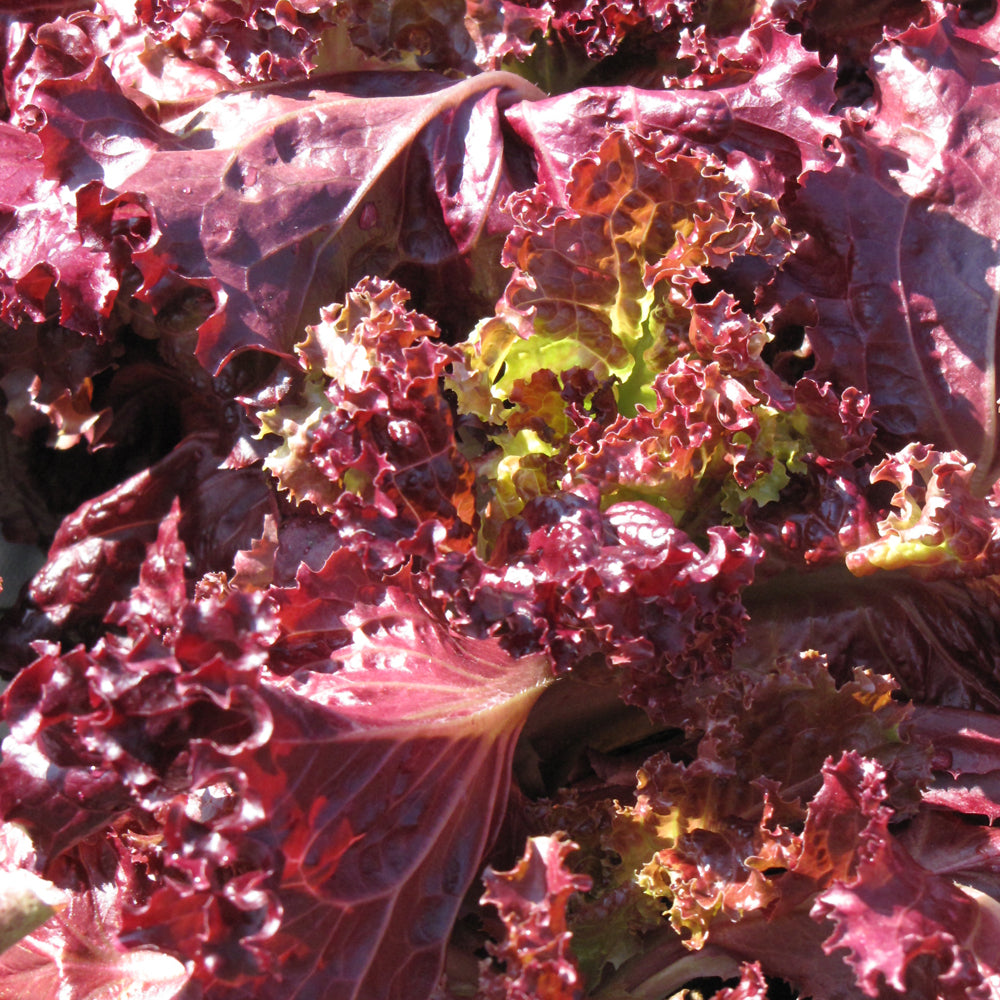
top-left (739, 567), bottom-right (1000, 710)
top-left (503, 22), bottom-right (840, 202)
top-left (775, 12), bottom-right (1000, 477)
top-left (4, 7), bottom-right (1000, 1000)
top-left (0, 532), bottom-right (554, 1000)
top-left (18, 60), bottom-right (542, 371)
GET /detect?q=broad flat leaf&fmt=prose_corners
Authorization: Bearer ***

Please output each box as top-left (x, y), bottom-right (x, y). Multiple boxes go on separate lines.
top-left (739, 565), bottom-right (1000, 711)
top-left (898, 808), bottom-right (1000, 900)
top-left (776, 13), bottom-right (1000, 480)
top-left (908, 705), bottom-right (1000, 821)
top-left (23, 62), bottom-right (543, 371)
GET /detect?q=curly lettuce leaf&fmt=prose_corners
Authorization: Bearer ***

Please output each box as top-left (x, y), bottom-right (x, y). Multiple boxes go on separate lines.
top-left (448, 128), bottom-right (799, 537)
top-left (467, 0), bottom-right (773, 90)
top-left (771, 0), bottom-right (941, 67)
top-left (569, 336), bottom-right (874, 533)
top-left (463, 132), bottom-right (784, 413)
top-left (427, 487), bottom-right (760, 718)
top-left (814, 829), bottom-right (1000, 1000)
top-left (845, 443), bottom-right (1000, 579)
top-left (0, 432), bottom-right (274, 668)
top-left (257, 277), bottom-right (475, 544)
top-left (4, 0), bottom-right (343, 124)
top-left (448, 121), bottom-right (874, 551)
top-left (538, 750), bottom-right (891, 998)
top-left (477, 834), bottom-right (591, 1000)
top-left (336, 0), bottom-right (482, 73)
top-left (774, 11), bottom-right (1000, 481)
top-left (502, 23), bottom-right (840, 201)
top-left (522, 666), bottom-right (1000, 997)
top-left (0, 836), bottom-right (188, 1000)
top-left (0, 513), bottom-right (553, 1000)
top-left (0, 119), bottom-right (156, 336)
top-left (6, 42), bottom-right (542, 372)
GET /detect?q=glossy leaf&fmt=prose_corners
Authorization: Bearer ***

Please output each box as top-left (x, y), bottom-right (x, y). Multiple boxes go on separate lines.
top-left (775, 13), bottom-right (1000, 480)
top-left (257, 277), bottom-right (475, 543)
top-left (0, 529), bottom-right (553, 999)
top-left (4, 6), bottom-right (1000, 1000)
top-left (478, 834), bottom-right (591, 1000)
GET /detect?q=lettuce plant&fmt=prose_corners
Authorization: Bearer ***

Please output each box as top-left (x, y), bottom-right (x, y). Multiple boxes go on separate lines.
top-left (2, 2), bottom-right (1000, 998)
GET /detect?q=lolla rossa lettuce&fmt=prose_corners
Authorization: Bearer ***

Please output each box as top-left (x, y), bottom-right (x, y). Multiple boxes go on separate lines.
top-left (2, 1), bottom-right (1000, 998)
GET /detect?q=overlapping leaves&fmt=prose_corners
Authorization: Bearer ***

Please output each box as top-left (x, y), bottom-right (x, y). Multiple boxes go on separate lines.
top-left (257, 277), bottom-right (475, 544)
top-left (5, 3), bottom-right (1000, 1000)
top-left (774, 12), bottom-right (1000, 481)
top-left (448, 128), bottom-right (800, 536)
top-left (0, 508), bottom-right (553, 999)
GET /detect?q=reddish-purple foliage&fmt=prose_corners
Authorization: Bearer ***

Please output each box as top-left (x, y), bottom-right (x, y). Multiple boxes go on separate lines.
top-left (3, 2), bottom-right (1000, 999)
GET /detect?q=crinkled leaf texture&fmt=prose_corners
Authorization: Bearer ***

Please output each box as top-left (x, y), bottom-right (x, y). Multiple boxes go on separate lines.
top-left (0, 432), bottom-right (275, 668)
top-left (0, 516), bottom-right (553, 1000)
top-left (0, 119), bottom-right (156, 334)
top-left (257, 276), bottom-right (475, 542)
top-left (775, 13), bottom-right (1000, 480)
top-left (846, 443), bottom-right (1000, 578)
top-left (558, 735), bottom-right (1000, 1000)
top-left (6, 5), bottom-right (1000, 1000)
top-left (13, 55), bottom-right (542, 372)
top-left (812, 751), bottom-right (1000, 1000)
top-left (0, 836), bottom-right (189, 1000)
top-left (478, 834), bottom-right (591, 1000)
top-left (502, 22), bottom-right (841, 201)
top-left (427, 487), bottom-right (761, 721)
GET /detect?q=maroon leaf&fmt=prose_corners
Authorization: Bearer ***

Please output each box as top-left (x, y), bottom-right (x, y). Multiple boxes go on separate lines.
top-left (503, 22), bottom-right (840, 203)
top-left (478, 834), bottom-right (591, 1000)
top-left (0, 433), bottom-right (274, 667)
top-left (255, 277), bottom-right (476, 542)
top-left (814, 831), bottom-right (1000, 999)
top-left (0, 119), bottom-right (156, 334)
top-left (0, 533), bottom-right (554, 1000)
top-left (21, 61), bottom-right (542, 371)
top-left (0, 835), bottom-right (189, 1000)
top-left (775, 13), bottom-right (1000, 479)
